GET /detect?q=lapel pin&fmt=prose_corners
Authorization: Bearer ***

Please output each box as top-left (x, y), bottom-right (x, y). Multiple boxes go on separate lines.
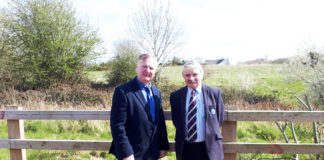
top-left (211, 109), bottom-right (216, 115)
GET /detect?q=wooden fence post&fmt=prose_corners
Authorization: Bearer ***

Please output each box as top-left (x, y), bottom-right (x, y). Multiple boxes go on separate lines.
top-left (222, 106), bottom-right (237, 160)
top-left (7, 106), bottom-right (26, 160)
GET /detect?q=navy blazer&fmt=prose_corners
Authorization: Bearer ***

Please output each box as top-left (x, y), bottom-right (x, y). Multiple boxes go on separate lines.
top-left (110, 78), bottom-right (169, 160)
top-left (170, 84), bottom-right (224, 160)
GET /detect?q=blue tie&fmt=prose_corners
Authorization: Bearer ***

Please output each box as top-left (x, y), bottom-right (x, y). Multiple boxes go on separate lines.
top-left (144, 86), bottom-right (155, 122)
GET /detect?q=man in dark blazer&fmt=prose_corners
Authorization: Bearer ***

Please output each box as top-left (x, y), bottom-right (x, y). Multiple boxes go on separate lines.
top-left (170, 60), bottom-right (224, 160)
top-left (110, 54), bottom-right (169, 160)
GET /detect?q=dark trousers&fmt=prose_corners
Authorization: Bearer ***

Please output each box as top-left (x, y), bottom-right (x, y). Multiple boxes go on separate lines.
top-left (181, 141), bottom-right (209, 160)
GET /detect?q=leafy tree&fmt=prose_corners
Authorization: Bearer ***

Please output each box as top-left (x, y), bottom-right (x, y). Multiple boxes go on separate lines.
top-left (170, 56), bottom-right (184, 65)
top-left (0, 0), bottom-right (102, 90)
top-left (107, 40), bottom-right (140, 87)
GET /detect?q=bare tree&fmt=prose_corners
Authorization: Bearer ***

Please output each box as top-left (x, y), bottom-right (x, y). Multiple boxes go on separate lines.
top-left (275, 121), bottom-right (299, 160)
top-left (292, 93), bottom-right (323, 160)
top-left (129, 0), bottom-right (184, 64)
top-left (284, 48), bottom-right (324, 106)
top-left (275, 92), bottom-right (324, 160)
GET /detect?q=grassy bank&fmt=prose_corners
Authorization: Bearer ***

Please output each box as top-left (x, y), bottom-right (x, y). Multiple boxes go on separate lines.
top-left (0, 64), bottom-right (306, 110)
top-left (161, 64), bottom-right (305, 109)
top-left (1, 64), bottom-right (320, 159)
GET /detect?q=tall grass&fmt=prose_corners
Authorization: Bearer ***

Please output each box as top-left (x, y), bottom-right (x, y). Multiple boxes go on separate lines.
top-left (0, 84), bottom-right (114, 110)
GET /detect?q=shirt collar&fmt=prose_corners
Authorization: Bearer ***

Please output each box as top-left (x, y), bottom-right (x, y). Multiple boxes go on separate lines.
top-left (187, 83), bottom-right (202, 94)
top-left (136, 76), bottom-right (151, 89)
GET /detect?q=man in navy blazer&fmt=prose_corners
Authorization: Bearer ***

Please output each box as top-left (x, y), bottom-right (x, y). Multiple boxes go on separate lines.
top-left (170, 60), bottom-right (224, 160)
top-left (110, 54), bottom-right (169, 160)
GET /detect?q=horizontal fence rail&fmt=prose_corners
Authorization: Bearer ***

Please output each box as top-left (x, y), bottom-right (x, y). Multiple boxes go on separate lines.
top-left (1, 110), bottom-right (110, 120)
top-left (226, 110), bottom-right (324, 122)
top-left (1, 108), bottom-right (324, 160)
top-left (0, 139), bottom-right (111, 151)
top-left (223, 143), bottom-right (324, 154)
top-left (0, 140), bottom-right (323, 154)
top-left (2, 110), bottom-right (324, 121)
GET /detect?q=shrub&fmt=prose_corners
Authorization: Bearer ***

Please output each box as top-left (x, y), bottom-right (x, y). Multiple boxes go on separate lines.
top-left (0, 83), bottom-right (112, 109)
top-left (0, 0), bottom-right (102, 90)
top-left (44, 83), bottom-right (108, 106)
top-left (249, 122), bottom-right (280, 142)
top-left (220, 87), bottom-right (279, 105)
top-left (107, 40), bottom-right (140, 87)
top-left (284, 51), bottom-right (324, 106)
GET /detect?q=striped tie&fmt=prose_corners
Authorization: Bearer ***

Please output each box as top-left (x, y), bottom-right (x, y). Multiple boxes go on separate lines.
top-left (187, 89), bottom-right (197, 142)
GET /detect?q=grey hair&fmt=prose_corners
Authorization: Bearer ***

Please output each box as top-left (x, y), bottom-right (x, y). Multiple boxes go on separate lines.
top-left (137, 53), bottom-right (158, 67)
top-left (182, 60), bottom-right (204, 75)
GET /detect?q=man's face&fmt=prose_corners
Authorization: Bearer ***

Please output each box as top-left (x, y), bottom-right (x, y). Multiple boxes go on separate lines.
top-left (182, 68), bottom-right (203, 89)
top-left (136, 58), bottom-right (157, 85)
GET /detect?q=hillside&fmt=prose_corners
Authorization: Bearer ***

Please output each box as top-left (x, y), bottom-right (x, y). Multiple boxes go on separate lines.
top-left (1, 64), bottom-right (320, 160)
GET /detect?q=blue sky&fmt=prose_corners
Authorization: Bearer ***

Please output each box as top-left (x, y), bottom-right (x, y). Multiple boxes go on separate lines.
top-left (2, 0), bottom-right (324, 64)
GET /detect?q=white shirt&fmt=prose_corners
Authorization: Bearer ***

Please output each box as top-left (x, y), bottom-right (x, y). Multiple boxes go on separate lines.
top-left (185, 84), bottom-right (206, 142)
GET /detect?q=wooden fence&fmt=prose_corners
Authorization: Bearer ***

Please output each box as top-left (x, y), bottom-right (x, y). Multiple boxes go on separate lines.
top-left (1, 106), bottom-right (324, 160)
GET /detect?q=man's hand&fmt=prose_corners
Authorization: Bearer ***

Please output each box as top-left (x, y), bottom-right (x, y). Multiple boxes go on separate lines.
top-left (159, 150), bottom-right (168, 158)
top-left (123, 154), bottom-right (134, 160)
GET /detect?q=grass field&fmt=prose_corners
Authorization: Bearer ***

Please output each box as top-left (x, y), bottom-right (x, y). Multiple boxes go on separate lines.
top-left (86, 71), bottom-right (109, 84)
top-left (1, 64), bottom-right (320, 159)
top-left (161, 64), bottom-right (305, 108)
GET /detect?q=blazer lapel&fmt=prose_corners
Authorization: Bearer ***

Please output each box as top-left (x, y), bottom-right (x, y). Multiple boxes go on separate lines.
top-left (202, 84), bottom-right (209, 117)
top-left (151, 87), bottom-right (160, 124)
top-left (133, 86), bottom-right (146, 107)
top-left (180, 87), bottom-right (188, 129)
top-left (132, 80), bottom-right (153, 122)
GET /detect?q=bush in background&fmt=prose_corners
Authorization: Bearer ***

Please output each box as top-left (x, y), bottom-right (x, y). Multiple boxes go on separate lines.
top-left (169, 56), bottom-right (184, 66)
top-left (107, 40), bottom-right (140, 87)
top-left (0, 0), bottom-right (102, 90)
top-left (0, 83), bottom-right (113, 109)
top-left (87, 62), bottom-right (113, 71)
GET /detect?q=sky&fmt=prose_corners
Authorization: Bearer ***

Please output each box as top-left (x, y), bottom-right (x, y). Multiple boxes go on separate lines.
top-left (2, 0), bottom-right (324, 64)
